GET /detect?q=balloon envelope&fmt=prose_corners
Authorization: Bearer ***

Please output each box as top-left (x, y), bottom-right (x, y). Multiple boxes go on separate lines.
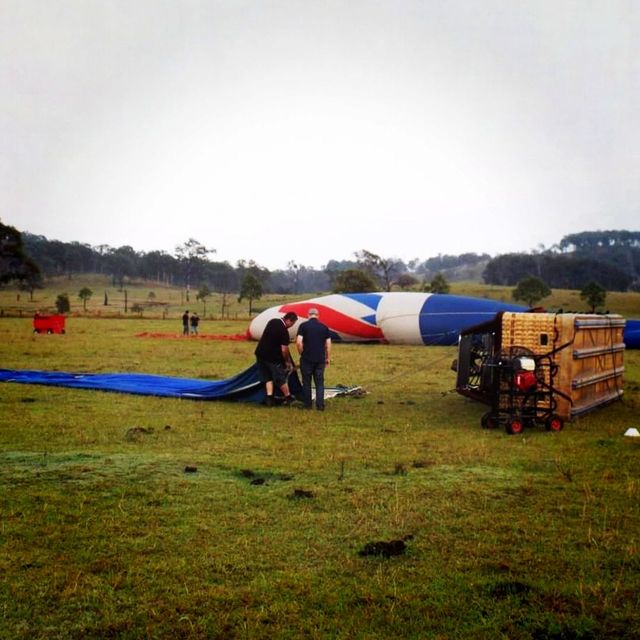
top-left (249, 292), bottom-right (640, 349)
top-left (249, 292), bottom-right (527, 346)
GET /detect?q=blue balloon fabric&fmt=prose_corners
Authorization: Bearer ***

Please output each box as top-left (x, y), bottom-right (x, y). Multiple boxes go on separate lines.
top-left (0, 364), bottom-right (302, 403)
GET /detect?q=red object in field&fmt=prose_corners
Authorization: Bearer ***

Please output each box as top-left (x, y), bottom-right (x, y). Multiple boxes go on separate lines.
top-left (33, 314), bottom-right (66, 334)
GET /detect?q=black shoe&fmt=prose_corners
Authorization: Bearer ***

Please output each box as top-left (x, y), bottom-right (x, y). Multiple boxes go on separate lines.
top-left (282, 395), bottom-right (294, 406)
top-left (264, 396), bottom-right (274, 407)
top-left (316, 406), bottom-right (325, 411)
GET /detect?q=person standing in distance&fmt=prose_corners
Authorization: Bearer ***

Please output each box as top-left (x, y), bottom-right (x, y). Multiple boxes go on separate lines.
top-left (182, 310), bottom-right (190, 336)
top-left (190, 312), bottom-right (200, 335)
top-left (296, 308), bottom-right (332, 411)
top-left (254, 311), bottom-right (298, 406)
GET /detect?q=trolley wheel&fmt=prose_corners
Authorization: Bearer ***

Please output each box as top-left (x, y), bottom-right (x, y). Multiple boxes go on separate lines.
top-left (46, 329), bottom-right (53, 334)
top-left (61, 329), bottom-right (66, 334)
top-left (506, 418), bottom-right (524, 435)
top-left (33, 329), bottom-right (39, 334)
top-left (481, 411), bottom-right (498, 429)
top-left (545, 415), bottom-right (564, 432)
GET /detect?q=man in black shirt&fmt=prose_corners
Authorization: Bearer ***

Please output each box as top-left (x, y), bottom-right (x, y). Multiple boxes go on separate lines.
top-left (254, 311), bottom-right (298, 406)
top-left (182, 310), bottom-right (189, 336)
top-left (296, 308), bottom-right (332, 410)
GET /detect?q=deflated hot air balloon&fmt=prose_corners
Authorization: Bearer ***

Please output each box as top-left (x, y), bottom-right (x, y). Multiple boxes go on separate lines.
top-left (248, 292), bottom-right (640, 349)
top-left (249, 292), bottom-right (527, 346)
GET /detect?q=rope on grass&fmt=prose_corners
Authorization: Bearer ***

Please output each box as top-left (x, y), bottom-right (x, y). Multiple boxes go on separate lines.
top-left (354, 348), bottom-right (458, 394)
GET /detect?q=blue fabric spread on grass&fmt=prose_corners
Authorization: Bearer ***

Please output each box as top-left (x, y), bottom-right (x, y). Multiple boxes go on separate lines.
top-left (0, 364), bottom-right (303, 403)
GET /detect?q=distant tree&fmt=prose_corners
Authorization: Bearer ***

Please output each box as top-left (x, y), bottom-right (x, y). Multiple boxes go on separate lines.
top-left (483, 254), bottom-right (540, 286)
top-left (140, 250), bottom-right (177, 285)
top-left (0, 221), bottom-right (42, 286)
top-left (355, 249), bottom-right (405, 290)
top-left (559, 230), bottom-right (640, 251)
top-left (238, 273), bottom-right (263, 315)
top-left (580, 281), bottom-right (607, 312)
top-left (147, 291), bottom-right (156, 302)
top-left (205, 260), bottom-right (238, 294)
top-left (106, 245), bottom-right (138, 290)
top-left (236, 259), bottom-right (270, 284)
top-left (55, 293), bottom-right (70, 314)
top-left (428, 273), bottom-right (450, 294)
top-left (512, 276), bottom-right (551, 307)
top-left (196, 284), bottom-right (212, 315)
top-left (175, 238), bottom-right (215, 292)
top-left (333, 269), bottom-right (378, 293)
top-left (78, 287), bottom-right (93, 311)
top-left (286, 260), bottom-right (303, 294)
top-left (395, 273), bottom-right (419, 290)
top-left (18, 258), bottom-right (43, 301)
top-left (220, 291), bottom-right (230, 318)
top-left (65, 241), bottom-right (95, 278)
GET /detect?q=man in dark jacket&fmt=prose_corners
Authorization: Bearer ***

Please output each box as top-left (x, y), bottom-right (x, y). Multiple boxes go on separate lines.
top-left (296, 308), bottom-right (332, 410)
top-left (182, 310), bottom-right (189, 336)
top-left (254, 311), bottom-right (298, 406)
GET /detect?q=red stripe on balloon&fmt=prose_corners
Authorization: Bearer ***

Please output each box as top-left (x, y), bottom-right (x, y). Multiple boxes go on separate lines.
top-left (281, 302), bottom-right (384, 340)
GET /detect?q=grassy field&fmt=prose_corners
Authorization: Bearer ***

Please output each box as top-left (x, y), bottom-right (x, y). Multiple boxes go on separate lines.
top-left (1, 282), bottom-right (640, 639)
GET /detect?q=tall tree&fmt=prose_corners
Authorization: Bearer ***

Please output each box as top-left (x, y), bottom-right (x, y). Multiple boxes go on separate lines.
top-left (238, 273), bottom-right (263, 315)
top-left (333, 269), bottom-right (378, 293)
top-left (395, 273), bottom-right (419, 290)
top-left (55, 293), bottom-right (70, 314)
top-left (78, 287), bottom-right (93, 311)
top-left (175, 238), bottom-right (215, 293)
top-left (196, 285), bottom-right (211, 316)
top-left (355, 249), bottom-right (404, 290)
top-left (512, 276), bottom-right (551, 307)
top-left (0, 220), bottom-right (42, 286)
top-left (580, 282), bottom-right (607, 312)
top-left (428, 273), bottom-right (450, 294)
top-left (106, 246), bottom-right (139, 290)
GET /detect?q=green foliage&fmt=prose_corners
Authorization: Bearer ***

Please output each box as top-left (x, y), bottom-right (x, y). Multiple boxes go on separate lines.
top-left (77, 287), bottom-right (93, 311)
top-left (394, 273), bottom-right (419, 290)
top-left (559, 229), bottom-right (640, 250)
top-left (55, 293), bottom-right (70, 313)
top-left (0, 317), bottom-right (638, 638)
top-left (196, 284), bottom-right (211, 315)
top-left (580, 281), bottom-right (607, 312)
top-left (333, 268), bottom-right (378, 293)
top-left (238, 273), bottom-right (263, 314)
top-left (483, 245), bottom-right (635, 291)
top-left (512, 276), bottom-right (551, 307)
top-left (428, 272), bottom-right (450, 294)
top-left (0, 220), bottom-right (41, 286)
top-left (196, 284), bottom-right (211, 301)
top-left (175, 238), bottom-right (216, 288)
top-left (354, 249), bottom-right (405, 290)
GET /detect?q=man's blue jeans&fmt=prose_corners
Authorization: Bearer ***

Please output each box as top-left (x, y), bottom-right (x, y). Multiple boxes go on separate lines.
top-left (300, 359), bottom-right (326, 409)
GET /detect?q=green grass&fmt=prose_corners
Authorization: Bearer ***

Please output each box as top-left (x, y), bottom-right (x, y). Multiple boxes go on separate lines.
top-left (1, 310), bottom-right (640, 638)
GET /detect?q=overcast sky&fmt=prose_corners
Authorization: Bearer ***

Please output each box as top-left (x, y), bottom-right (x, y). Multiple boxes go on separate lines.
top-left (2, 1), bottom-right (638, 270)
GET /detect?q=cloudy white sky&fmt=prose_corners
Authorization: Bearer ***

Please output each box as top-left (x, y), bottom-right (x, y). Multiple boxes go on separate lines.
top-left (1, 1), bottom-right (638, 270)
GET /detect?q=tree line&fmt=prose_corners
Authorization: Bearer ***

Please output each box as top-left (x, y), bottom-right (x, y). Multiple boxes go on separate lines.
top-left (482, 230), bottom-right (640, 292)
top-left (2, 223), bottom-right (481, 296)
top-left (2, 221), bottom-right (639, 299)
